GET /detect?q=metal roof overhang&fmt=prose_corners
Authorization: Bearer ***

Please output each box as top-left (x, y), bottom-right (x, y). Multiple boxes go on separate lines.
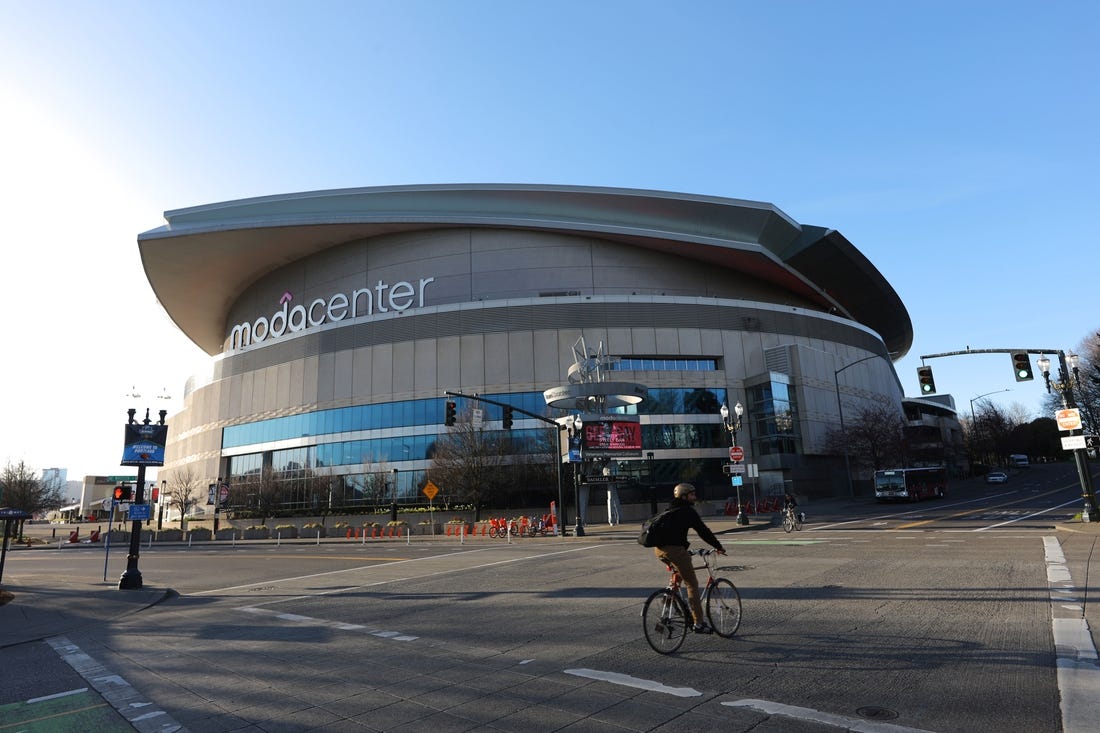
top-left (138, 184), bottom-right (908, 356)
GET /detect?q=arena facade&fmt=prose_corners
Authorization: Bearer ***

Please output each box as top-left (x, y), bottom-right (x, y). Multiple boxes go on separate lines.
top-left (139, 184), bottom-right (912, 515)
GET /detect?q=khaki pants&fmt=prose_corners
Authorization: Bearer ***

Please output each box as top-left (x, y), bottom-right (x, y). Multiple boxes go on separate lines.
top-left (655, 545), bottom-right (703, 625)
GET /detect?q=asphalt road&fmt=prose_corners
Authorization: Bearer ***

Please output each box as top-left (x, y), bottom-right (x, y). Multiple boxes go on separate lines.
top-left (3, 461), bottom-right (1098, 732)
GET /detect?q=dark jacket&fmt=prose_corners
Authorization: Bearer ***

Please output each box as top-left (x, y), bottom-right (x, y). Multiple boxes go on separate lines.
top-left (658, 498), bottom-right (724, 552)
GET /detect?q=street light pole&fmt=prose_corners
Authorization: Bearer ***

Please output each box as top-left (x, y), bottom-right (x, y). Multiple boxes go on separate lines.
top-left (834, 352), bottom-right (896, 496)
top-left (1037, 351), bottom-right (1098, 522)
top-left (566, 415), bottom-right (585, 537)
top-left (720, 402), bottom-right (749, 526)
top-left (119, 408), bottom-right (167, 590)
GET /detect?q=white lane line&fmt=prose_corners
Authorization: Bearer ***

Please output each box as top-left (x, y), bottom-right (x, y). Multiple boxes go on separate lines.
top-left (974, 499), bottom-right (1080, 531)
top-left (564, 668), bottom-right (701, 697)
top-left (1043, 536), bottom-right (1100, 732)
top-left (193, 544), bottom-right (599, 599)
top-left (721, 699), bottom-right (936, 732)
top-left (809, 492), bottom-right (1021, 531)
top-left (27, 688), bottom-right (88, 703)
top-left (235, 605), bottom-right (419, 641)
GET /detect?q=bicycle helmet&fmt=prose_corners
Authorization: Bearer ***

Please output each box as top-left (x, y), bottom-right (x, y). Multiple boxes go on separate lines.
top-left (673, 483), bottom-right (696, 499)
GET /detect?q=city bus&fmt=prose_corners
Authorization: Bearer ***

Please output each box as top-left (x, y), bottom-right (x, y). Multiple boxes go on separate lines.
top-left (873, 467), bottom-right (947, 502)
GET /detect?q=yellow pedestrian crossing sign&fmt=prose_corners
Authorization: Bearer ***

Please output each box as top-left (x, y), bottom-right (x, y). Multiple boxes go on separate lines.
top-left (422, 481), bottom-right (439, 501)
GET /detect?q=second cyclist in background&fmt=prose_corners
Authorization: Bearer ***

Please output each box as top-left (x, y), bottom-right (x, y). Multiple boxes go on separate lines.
top-left (651, 483), bottom-right (726, 634)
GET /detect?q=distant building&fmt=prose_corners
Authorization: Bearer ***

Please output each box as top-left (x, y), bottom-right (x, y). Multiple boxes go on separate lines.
top-left (903, 396), bottom-right (965, 478)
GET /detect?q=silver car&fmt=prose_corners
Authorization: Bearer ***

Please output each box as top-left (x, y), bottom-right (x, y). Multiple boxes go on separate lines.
top-left (985, 471), bottom-right (1008, 484)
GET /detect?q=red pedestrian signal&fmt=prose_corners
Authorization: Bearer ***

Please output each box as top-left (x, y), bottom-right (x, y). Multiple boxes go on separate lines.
top-left (113, 485), bottom-right (133, 501)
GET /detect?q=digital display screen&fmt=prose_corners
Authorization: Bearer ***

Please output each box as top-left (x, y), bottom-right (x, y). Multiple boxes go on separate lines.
top-left (583, 420), bottom-right (642, 452)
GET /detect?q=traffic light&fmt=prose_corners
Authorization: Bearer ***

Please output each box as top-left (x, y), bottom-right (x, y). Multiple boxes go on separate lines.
top-left (1011, 352), bottom-right (1034, 381)
top-left (113, 485), bottom-right (132, 501)
top-left (444, 400), bottom-right (456, 426)
top-left (917, 365), bottom-right (936, 394)
top-left (502, 406), bottom-right (514, 430)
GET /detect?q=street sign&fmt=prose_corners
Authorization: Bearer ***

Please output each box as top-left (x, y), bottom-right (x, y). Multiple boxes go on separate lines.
top-left (1056, 408), bottom-right (1082, 432)
top-left (1062, 435), bottom-right (1087, 451)
top-left (422, 481), bottom-right (439, 501)
top-left (722, 463), bottom-right (746, 475)
top-left (730, 476), bottom-right (743, 486)
top-left (1087, 435), bottom-right (1099, 450)
top-left (584, 475), bottom-right (613, 484)
top-left (128, 504), bottom-right (152, 521)
top-left (728, 446), bottom-right (744, 462)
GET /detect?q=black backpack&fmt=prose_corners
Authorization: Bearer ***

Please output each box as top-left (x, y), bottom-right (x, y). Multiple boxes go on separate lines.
top-left (637, 507), bottom-right (678, 547)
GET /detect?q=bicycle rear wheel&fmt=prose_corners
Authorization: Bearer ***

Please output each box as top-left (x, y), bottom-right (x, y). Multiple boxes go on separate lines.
top-left (642, 589), bottom-right (689, 654)
top-left (705, 578), bottom-right (742, 637)
top-left (795, 512), bottom-right (804, 531)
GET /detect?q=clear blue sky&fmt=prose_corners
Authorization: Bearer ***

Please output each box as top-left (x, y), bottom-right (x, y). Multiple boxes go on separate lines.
top-left (2, 1), bottom-right (1097, 481)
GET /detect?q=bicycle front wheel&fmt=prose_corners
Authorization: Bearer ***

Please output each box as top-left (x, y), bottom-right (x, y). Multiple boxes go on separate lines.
top-left (705, 578), bottom-right (742, 637)
top-left (642, 589), bottom-right (689, 654)
top-left (783, 514), bottom-right (794, 533)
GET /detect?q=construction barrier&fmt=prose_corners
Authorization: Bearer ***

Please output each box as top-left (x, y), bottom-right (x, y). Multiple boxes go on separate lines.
top-left (68, 529), bottom-right (79, 543)
top-left (89, 529), bottom-right (101, 542)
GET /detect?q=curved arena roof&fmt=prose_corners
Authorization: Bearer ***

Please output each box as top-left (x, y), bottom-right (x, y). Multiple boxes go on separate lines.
top-left (138, 184), bottom-right (912, 358)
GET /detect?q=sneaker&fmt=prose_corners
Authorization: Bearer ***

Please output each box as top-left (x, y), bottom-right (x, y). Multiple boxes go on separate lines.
top-left (692, 623), bottom-right (713, 634)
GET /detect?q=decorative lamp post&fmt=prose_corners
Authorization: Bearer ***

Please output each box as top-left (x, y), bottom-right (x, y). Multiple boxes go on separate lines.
top-left (720, 402), bottom-right (749, 526)
top-left (1036, 351), bottom-right (1098, 522)
top-left (570, 415), bottom-right (585, 537)
top-left (119, 408), bottom-right (168, 590)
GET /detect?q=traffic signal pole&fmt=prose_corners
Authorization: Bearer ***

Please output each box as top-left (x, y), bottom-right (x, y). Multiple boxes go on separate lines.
top-left (920, 347), bottom-right (1098, 523)
top-left (444, 391), bottom-right (569, 533)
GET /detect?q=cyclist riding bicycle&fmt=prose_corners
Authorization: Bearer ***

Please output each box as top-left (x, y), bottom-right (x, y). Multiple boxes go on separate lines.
top-left (651, 482), bottom-right (726, 634)
top-left (783, 492), bottom-right (802, 522)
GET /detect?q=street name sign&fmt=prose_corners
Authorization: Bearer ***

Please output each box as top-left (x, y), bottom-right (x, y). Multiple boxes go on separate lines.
top-left (723, 463), bottom-right (746, 475)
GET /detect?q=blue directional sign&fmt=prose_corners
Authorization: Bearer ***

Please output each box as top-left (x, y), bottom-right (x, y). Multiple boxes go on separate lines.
top-left (127, 504), bottom-right (152, 520)
top-left (730, 476), bottom-right (743, 486)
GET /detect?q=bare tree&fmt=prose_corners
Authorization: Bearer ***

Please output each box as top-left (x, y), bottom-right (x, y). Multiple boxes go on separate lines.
top-left (240, 465), bottom-right (283, 526)
top-left (824, 402), bottom-right (907, 474)
top-left (162, 464), bottom-right (206, 528)
top-left (428, 414), bottom-right (510, 521)
top-left (1, 460), bottom-right (62, 537)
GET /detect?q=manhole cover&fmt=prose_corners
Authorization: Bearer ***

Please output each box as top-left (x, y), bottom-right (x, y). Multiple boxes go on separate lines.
top-left (857, 706), bottom-right (899, 721)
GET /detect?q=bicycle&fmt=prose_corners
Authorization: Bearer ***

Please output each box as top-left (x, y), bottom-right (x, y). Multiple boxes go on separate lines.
top-left (641, 548), bottom-right (742, 654)
top-left (782, 507), bottom-right (805, 533)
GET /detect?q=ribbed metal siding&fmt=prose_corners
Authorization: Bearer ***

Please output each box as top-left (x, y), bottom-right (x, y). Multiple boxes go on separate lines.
top-left (214, 302), bottom-right (881, 381)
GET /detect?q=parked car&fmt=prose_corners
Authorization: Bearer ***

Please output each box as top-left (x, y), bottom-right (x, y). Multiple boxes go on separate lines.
top-left (985, 471), bottom-right (1008, 484)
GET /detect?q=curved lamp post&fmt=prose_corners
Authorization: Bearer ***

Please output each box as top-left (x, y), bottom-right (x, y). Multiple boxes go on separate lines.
top-left (719, 402), bottom-right (749, 526)
top-left (968, 388), bottom-right (1010, 472)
